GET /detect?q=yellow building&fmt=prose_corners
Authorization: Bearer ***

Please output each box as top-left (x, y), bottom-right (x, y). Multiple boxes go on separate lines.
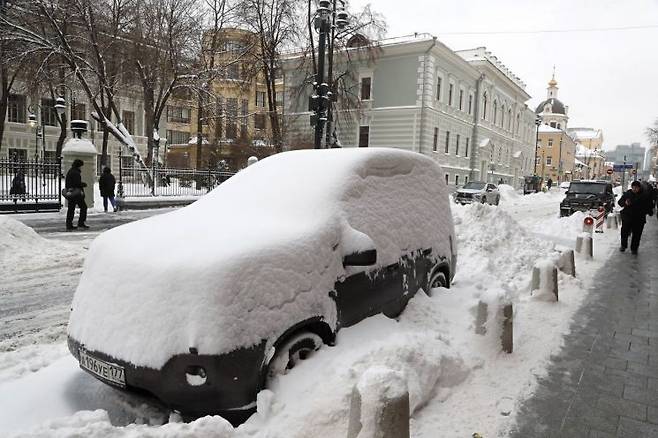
top-left (167, 28), bottom-right (282, 169)
top-left (535, 125), bottom-right (577, 183)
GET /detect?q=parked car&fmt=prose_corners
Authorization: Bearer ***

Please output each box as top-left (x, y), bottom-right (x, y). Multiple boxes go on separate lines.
top-left (454, 181), bottom-right (500, 205)
top-left (523, 175), bottom-right (542, 194)
top-left (559, 180), bottom-right (615, 217)
top-left (67, 148), bottom-right (457, 423)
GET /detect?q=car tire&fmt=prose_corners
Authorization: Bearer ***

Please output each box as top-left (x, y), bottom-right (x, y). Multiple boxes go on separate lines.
top-left (495, 196), bottom-right (500, 206)
top-left (266, 332), bottom-right (323, 381)
top-left (425, 269), bottom-right (448, 297)
top-left (481, 196), bottom-right (486, 204)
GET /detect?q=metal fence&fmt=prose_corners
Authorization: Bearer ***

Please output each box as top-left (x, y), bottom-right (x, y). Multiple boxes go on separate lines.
top-left (117, 164), bottom-right (236, 198)
top-left (0, 158), bottom-right (62, 213)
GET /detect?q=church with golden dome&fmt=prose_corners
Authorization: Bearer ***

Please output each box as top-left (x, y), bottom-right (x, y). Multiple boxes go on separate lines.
top-left (535, 71), bottom-right (569, 130)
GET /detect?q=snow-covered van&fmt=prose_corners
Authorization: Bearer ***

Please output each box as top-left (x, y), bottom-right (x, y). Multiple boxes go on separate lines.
top-left (67, 148), bottom-right (457, 422)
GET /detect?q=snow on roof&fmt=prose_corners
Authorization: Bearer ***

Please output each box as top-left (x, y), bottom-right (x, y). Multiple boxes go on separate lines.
top-left (61, 138), bottom-right (98, 155)
top-left (538, 125), bottom-right (562, 133)
top-left (68, 148), bottom-right (455, 368)
top-left (568, 128), bottom-right (602, 140)
top-left (574, 159), bottom-right (588, 167)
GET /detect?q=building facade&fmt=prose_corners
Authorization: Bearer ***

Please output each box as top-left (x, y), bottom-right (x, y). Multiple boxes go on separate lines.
top-left (535, 125), bottom-right (577, 183)
top-left (606, 143), bottom-right (646, 169)
top-left (282, 35), bottom-right (537, 188)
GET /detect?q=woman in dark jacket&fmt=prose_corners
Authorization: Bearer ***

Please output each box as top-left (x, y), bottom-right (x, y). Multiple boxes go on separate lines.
top-left (99, 167), bottom-right (117, 212)
top-left (65, 159), bottom-right (88, 230)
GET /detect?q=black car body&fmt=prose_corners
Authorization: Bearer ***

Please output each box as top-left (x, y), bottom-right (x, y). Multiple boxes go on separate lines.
top-left (560, 180), bottom-right (615, 217)
top-left (67, 148), bottom-right (457, 422)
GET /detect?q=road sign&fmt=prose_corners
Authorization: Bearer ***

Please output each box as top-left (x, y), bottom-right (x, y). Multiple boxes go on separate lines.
top-left (612, 164), bottom-right (634, 171)
top-left (606, 169), bottom-right (613, 175)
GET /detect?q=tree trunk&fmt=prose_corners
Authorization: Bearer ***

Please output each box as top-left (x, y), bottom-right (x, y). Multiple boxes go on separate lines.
top-left (0, 66), bottom-right (9, 150)
top-left (263, 62), bottom-right (282, 153)
top-left (144, 89), bottom-right (155, 165)
top-left (196, 91), bottom-right (203, 170)
top-left (101, 109), bottom-right (111, 167)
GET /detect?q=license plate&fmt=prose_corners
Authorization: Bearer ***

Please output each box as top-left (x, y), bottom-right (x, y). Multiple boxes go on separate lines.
top-left (79, 349), bottom-right (126, 387)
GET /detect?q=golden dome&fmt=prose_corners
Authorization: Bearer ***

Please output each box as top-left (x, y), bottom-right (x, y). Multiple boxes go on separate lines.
top-left (548, 77), bottom-right (558, 87)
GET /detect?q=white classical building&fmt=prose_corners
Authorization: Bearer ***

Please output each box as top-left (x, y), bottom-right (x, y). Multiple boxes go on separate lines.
top-left (282, 34), bottom-right (537, 188)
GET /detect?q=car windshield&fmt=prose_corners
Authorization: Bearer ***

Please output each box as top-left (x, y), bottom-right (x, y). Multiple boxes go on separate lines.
top-left (463, 182), bottom-right (486, 190)
top-left (568, 183), bottom-right (606, 194)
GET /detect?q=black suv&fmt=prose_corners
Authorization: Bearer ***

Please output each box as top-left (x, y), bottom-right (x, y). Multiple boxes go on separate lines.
top-left (560, 180), bottom-right (615, 217)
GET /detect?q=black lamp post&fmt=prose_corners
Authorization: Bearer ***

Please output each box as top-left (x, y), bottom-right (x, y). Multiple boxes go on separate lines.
top-left (311, 0), bottom-right (348, 149)
top-left (28, 96), bottom-right (66, 161)
top-left (533, 115), bottom-right (541, 176)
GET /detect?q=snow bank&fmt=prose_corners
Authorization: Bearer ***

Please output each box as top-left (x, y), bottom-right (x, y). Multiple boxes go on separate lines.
top-left (497, 184), bottom-right (519, 201)
top-left (0, 216), bottom-right (49, 257)
top-left (69, 148), bottom-right (455, 368)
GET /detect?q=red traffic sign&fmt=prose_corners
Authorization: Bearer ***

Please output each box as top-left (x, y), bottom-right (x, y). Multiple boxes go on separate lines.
top-left (606, 169), bottom-right (613, 175)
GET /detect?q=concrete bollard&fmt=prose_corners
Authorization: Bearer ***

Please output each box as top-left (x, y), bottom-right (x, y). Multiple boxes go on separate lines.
top-left (475, 301), bottom-right (488, 335)
top-left (606, 215), bottom-right (618, 229)
top-left (557, 249), bottom-right (576, 277)
top-left (347, 367), bottom-right (410, 438)
top-left (531, 262), bottom-right (559, 301)
top-left (575, 233), bottom-right (593, 259)
top-left (501, 304), bottom-right (513, 354)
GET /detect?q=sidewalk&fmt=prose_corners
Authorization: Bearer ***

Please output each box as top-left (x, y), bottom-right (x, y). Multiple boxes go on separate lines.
top-left (511, 217), bottom-right (658, 437)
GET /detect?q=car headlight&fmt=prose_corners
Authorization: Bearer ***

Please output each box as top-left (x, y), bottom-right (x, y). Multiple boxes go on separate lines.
top-left (473, 193), bottom-right (482, 198)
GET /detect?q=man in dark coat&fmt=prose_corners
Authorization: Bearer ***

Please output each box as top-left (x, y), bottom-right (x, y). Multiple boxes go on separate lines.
top-left (618, 180), bottom-right (652, 254)
top-left (65, 159), bottom-right (88, 231)
top-left (9, 170), bottom-right (26, 203)
top-left (99, 167), bottom-right (117, 212)
top-left (547, 178), bottom-right (553, 190)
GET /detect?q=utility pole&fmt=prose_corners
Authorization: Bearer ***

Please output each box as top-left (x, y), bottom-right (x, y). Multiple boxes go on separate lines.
top-left (622, 155), bottom-right (627, 189)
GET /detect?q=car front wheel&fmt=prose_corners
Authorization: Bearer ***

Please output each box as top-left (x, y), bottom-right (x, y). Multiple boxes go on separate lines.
top-left (480, 196), bottom-right (486, 204)
top-left (266, 332), bottom-right (323, 382)
top-left (425, 269), bottom-right (448, 297)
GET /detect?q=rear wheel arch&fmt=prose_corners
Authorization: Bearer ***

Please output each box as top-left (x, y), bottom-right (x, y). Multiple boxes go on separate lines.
top-left (426, 261), bottom-right (451, 295)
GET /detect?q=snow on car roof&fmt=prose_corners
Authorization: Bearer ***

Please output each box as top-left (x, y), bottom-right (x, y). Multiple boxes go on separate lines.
top-left (68, 148), bottom-right (455, 368)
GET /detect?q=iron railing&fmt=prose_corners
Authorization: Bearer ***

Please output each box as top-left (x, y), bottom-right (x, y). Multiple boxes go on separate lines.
top-left (0, 158), bottom-right (62, 213)
top-left (117, 162), bottom-right (236, 198)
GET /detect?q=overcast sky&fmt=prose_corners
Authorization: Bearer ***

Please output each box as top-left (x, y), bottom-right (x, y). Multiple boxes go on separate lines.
top-left (350, 0), bottom-right (658, 151)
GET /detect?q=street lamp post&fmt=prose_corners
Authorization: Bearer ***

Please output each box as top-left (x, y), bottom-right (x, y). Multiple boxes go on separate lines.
top-left (311, 0), bottom-right (348, 149)
top-left (28, 96), bottom-right (66, 162)
top-left (533, 115), bottom-right (541, 175)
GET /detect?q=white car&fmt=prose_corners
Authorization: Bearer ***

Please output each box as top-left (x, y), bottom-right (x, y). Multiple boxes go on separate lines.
top-left (453, 182), bottom-right (500, 205)
top-left (67, 148), bottom-right (457, 422)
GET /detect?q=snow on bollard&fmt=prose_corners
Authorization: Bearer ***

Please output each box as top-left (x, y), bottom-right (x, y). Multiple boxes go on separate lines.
top-left (501, 303), bottom-right (513, 354)
top-left (575, 232), bottom-right (593, 259)
top-left (247, 156), bottom-right (259, 166)
top-left (557, 249), bottom-right (576, 277)
top-left (530, 260), bottom-right (559, 301)
top-left (347, 367), bottom-right (410, 438)
top-left (606, 214), bottom-right (618, 229)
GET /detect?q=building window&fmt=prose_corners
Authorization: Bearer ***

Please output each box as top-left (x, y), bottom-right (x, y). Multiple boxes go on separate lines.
top-left (448, 84), bottom-right (454, 106)
top-left (43, 150), bottom-right (56, 163)
top-left (256, 91), bottom-right (266, 108)
top-left (455, 134), bottom-right (460, 156)
top-left (166, 130), bottom-right (190, 145)
top-left (436, 77), bottom-right (442, 101)
top-left (7, 94), bottom-right (26, 123)
top-left (122, 110), bottom-right (135, 134)
top-left (227, 64), bottom-right (239, 80)
top-left (433, 127), bottom-right (439, 151)
top-left (8, 148), bottom-right (27, 161)
top-left (465, 175), bottom-right (469, 183)
top-left (71, 103), bottom-right (86, 121)
top-left (167, 106), bottom-right (190, 123)
top-left (459, 90), bottom-right (464, 110)
top-left (515, 114), bottom-right (520, 134)
top-left (445, 174), bottom-right (449, 185)
top-left (255, 113), bottom-right (266, 130)
top-left (547, 156), bottom-right (552, 165)
top-left (500, 106), bottom-right (505, 127)
top-left (360, 77), bottom-right (371, 100)
top-left (493, 101), bottom-right (498, 125)
top-left (468, 94), bottom-right (473, 115)
top-left (455, 174), bottom-right (459, 185)
top-left (226, 98), bottom-right (238, 139)
top-left (444, 131), bottom-right (450, 154)
top-left (482, 94), bottom-right (487, 120)
top-left (548, 139), bottom-right (553, 147)
top-left (507, 109), bottom-right (512, 130)
top-left (465, 137), bottom-right (470, 157)
top-left (40, 98), bottom-right (58, 126)
top-left (550, 121), bottom-right (556, 128)
top-left (358, 126), bottom-right (369, 147)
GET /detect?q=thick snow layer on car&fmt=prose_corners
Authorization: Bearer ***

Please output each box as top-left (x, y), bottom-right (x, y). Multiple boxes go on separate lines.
top-left (68, 148), bottom-right (455, 368)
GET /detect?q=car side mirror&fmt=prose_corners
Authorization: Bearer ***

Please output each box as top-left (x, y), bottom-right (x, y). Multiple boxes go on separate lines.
top-left (343, 249), bottom-right (377, 267)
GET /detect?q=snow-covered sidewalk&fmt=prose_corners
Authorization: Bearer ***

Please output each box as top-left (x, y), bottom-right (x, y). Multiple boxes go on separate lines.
top-left (0, 190), bottom-right (620, 437)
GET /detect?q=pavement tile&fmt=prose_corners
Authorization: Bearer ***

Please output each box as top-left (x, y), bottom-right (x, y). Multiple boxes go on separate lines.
top-left (628, 361), bottom-right (658, 379)
top-left (623, 384), bottom-right (658, 407)
top-left (618, 416), bottom-right (658, 438)
top-left (596, 394), bottom-right (647, 421)
top-left (588, 430), bottom-right (616, 438)
top-left (602, 357), bottom-right (627, 371)
top-left (649, 406), bottom-right (658, 425)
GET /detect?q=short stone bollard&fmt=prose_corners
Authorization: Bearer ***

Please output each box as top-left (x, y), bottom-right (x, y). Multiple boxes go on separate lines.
top-left (531, 261), bottom-right (559, 301)
top-left (347, 367), bottom-right (410, 438)
top-left (606, 215), bottom-right (618, 229)
top-left (501, 304), bottom-right (513, 354)
top-left (557, 249), bottom-right (576, 277)
top-left (575, 233), bottom-right (593, 259)
top-left (475, 301), bottom-right (488, 335)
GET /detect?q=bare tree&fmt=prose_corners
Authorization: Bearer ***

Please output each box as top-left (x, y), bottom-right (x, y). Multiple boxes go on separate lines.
top-left (647, 118), bottom-right (658, 145)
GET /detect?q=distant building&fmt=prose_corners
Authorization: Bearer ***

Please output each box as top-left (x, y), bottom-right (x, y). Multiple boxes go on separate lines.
top-left (535, 125), bottom-right (576, 183)
top-left (606, 143), bottom-right (646, 169)
top-left (535, 72), bottom-right (569, 130)
top-left (283, 35), bottom-right (538, 188)
top-left (567, 127), bottom-right (603, 151)
top-left (567, 127), bottom-right (606, 179)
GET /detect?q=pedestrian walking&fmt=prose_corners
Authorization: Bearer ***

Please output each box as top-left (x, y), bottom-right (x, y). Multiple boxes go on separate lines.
top-left (99, 167), bottom-right (117, 212)
top-left (618, 180), bottom-right (652, 254)
top-left (64, 159), bottom-right (88, 231)
top-left (9, 170), bottom-right (26, 203)
top-left (547, 178), bottom-right (553, 190)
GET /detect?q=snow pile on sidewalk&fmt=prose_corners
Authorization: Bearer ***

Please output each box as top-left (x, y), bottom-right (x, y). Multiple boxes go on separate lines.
top-left (497, 184), bottom-right (520, 201)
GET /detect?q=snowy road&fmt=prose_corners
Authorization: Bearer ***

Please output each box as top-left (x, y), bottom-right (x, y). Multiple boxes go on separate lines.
top-left (0, 188), bottom-right (620, 437)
